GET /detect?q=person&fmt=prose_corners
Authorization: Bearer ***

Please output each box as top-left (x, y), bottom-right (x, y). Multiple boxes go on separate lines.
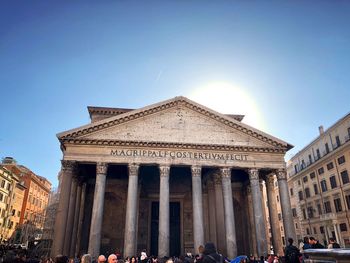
top-left (327, 237), bottom-right (341, 249)
top-left (301, 237), bottom-right (312, 251)
top-left (98, 255), bottom-right (107, 263)
top-left (140, 251), bottom-right (148, 263)
top-left (309, 237), bottom-right (324, 249)
top-left (284, 238), bottom-right (300, 263)
top-left (202, 242), bottom-right (223, 263)
top-left (81, 254), bottom-right (92, 263)
top-left (108, 254), bottom-right (118, 263)
top-left (55, 255), bottom-right (69, 263)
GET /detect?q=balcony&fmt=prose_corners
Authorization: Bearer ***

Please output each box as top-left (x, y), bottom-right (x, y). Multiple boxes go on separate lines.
top-left (320, 213), bottom-right (337, 221)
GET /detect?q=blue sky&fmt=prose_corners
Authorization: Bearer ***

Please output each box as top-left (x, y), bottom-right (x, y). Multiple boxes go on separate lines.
top-left (1, 1), bottom-right (349, 187)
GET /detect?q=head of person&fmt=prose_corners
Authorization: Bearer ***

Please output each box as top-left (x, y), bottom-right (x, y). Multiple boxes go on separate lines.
top-left (329, 237), bottom-right (336, 243)
top-left (131, 256), bottom-right (137, 263)
top-left (303, 236), bottom-right (309, 244)
top-left (98, 255), bottom-right (107, 263)
top-left (55, 255), bottom-right (69, 263)
top-left (108, 254), bottom-right (118, 263)
top-left (203, 242), bottom-right (217, 255)
top-left (309, 237), bottom-right (316, 245)
top-left (81, 254), bottom-right (92, 263)
top-left (288, 238), bottom-right (294, 245)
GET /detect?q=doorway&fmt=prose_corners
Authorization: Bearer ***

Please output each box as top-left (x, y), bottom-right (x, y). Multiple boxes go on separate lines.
top-left (150, 201), bottom-right (181, 256)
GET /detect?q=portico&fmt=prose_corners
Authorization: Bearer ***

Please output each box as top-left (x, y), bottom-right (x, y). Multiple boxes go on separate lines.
top-left (52, 96), bottom-right (296, 259)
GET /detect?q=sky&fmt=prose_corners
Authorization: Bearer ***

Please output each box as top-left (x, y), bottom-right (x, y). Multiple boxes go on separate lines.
top-left (1, 1), bottom-right (349, 187)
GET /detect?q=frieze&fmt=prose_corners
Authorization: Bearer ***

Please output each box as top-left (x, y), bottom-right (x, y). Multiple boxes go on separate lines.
top-left (61, 138), bottom-right (286, 153)
top-left (110, 148), bottom-right (249, 161)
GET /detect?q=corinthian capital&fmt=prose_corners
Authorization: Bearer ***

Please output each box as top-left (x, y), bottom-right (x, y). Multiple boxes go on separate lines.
top-left (248, 168), bottom-right (259, 181)
top-left (96, 162), bottom-right (108, 175)
top-left (159, 165), bottom-right (170, 177)
top-left (220, 167), bottom-right (231, 178)
top-left (191, 166), bottom-right (201, 177)
top-left (61, 160), bottom-right (77, 173)
top-left (276, 169), bottom-right (287, 181)
top-left (128, 163), bottom-right (139, 176)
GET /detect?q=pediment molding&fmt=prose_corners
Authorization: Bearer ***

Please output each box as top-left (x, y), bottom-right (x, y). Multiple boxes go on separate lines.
top-left (58, 96), bottom-right (292, 151)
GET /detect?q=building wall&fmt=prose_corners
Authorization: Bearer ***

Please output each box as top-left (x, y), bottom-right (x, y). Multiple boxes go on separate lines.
top-left (287, 113), bottom-right (350, 248)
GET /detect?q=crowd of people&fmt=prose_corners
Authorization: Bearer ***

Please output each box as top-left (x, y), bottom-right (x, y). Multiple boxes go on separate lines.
top-left (0, 237), bottom-right (343, 263)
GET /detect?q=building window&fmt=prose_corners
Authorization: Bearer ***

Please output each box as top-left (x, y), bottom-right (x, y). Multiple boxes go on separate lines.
top-left (346, 195), bottom-right (350, 210)
top-left (0, 193), bottom-right (3, 202)
top-left (325, 143), bottom-right (330, 154)
top-left (302, 209), bottom-right (307, 220)
top-left (6, 184), bottom-right (10, 191)
top-left (334, 198), bottom-right (342, 212)
top-left (294, 165), bottom-right (298, 174)
top-left (324, 201), bottom-right (332, 213)
top-left (321, 180), bottom-right (328, 192)
top-left (0, 180), bottom-right (5, 188)
top-left (327, 162), bottom-right (334, 170)
top-left (290, 188), bottom-right (294, 196)
top-left (341, 170), bottom-right (349, 185)
top-left (313, 227), bottom-right (317, 234)
top-left (305, 187), bottom-right (311, 198)
top-left (295, 223), bottom-right (299, 229)
top-left (278, 213), bottom-right (282, 221)
top-left (330, 175), bottom-right (337, 189)
top-left (320, 226), bottom-right (325, 233)
top-left (309, 154), bottom-right (313, 164)
top-left (316, 149), bottom-right (321, 159)
top-left (340, 223), bottom-right (348, 232)
top-left (317, 203), bottom-right (322, 215)
top-left (307, 207), bottom-right (314, 218)
top-left (298, 191), bottom-right (304, 201)
top-left (335, 135), bottom-right (341, 147)
top-left (314, 184), bottom-right (319, 195)
top-left (306, 228), bottom-right (310, 235)
top-left (292, 208), bottom-right (297, 217)
top-left (338, 156), bottom-right (346, 165)
top-left (303, 176), bottom-right (308, 182)
top-left (318, 167), bottom-right (324, 175)
top-left (310, 172), bottom-right (316, 179)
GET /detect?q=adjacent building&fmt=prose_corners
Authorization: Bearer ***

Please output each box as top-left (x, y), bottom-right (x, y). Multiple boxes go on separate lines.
top-left (1, 157), bottom-right (52, 244)
top-left (287, 113), bottom-right (350, 247)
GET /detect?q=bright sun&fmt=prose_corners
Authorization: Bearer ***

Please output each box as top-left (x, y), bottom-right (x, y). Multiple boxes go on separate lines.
top-left (187, 82), bottom-right (266, 131)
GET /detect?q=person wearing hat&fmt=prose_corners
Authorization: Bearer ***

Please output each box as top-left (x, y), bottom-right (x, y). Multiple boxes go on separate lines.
top-left (202, 243), bottom-right (223, 263)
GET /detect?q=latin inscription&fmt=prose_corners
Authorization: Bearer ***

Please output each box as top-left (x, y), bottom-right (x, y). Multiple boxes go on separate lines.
top-left (110, 149), bottom-right (248, 161)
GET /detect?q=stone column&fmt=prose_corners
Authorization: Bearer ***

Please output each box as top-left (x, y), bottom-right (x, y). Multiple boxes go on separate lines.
top-left (246, 185), bottom-right (258, 257)
top-left (207, 180), bottom-right (217, 245)
top-left (75, 182), bottom-right (87, 256)
top-left (70, 180), bottom-right (82, 257)
top-left (63, 175), bottom-right (78, 256)
top-left (191, 166), bottom-right (204, 253)
top-left (249, 168), bottom-right (268, 257)
top-left (277, 169), bottom-right (296, 242)
top-left (88, 162), bottom-right (108, 258)
top-left (158, 165), bottom-right (170, 257)
top-left (52, 160), bottom-right (76, 257)
top-left (214, 173), bottom-right (226, 254)
top-left (265, 175), bottom-right (283, 256)
top-left (221, 167), bottom-right (237, 259)
top-left (333, 223), bottom-right (340, 245)
top-left (124, 163), bottom-right (140, 258)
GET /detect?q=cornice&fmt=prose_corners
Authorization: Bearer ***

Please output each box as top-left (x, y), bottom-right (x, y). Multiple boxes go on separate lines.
top-left (60, 138), bottom-right (286, 153)
top-left (58, 96), bottom-right (292, 151)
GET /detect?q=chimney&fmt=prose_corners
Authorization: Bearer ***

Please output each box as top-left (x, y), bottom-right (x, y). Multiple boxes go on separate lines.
top-left (319, 125), bottom-right (324, 135)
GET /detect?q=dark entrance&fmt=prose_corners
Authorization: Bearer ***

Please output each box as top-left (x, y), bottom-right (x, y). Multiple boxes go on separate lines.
top-left (150, 201), bottom-right (181, 256)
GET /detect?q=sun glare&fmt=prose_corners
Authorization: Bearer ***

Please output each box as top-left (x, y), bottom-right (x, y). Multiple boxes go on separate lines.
top-left (187, 82), bottom-right (266, 131)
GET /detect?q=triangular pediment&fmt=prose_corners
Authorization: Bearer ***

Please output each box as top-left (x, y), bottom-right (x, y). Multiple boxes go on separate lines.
top-left (58, 96), bottom-right (292, 151)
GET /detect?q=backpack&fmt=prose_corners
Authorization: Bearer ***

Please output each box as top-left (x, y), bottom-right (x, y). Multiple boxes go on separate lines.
top-left (286, 246), bottom-right (300, 263)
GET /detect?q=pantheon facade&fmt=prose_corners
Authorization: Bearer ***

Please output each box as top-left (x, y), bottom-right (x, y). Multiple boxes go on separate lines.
top-left (52, 96), bottom-right (296, 259)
